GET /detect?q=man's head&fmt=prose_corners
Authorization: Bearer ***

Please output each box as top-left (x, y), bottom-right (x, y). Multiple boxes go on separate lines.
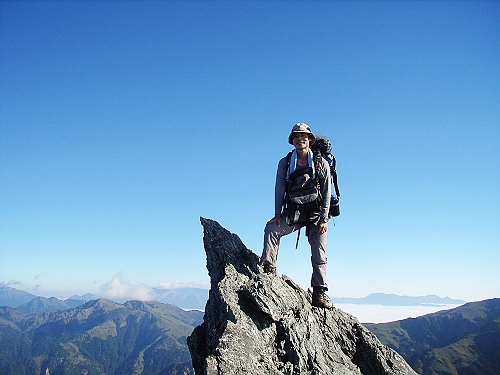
top-left (288, 123), bottom-right (316, 146)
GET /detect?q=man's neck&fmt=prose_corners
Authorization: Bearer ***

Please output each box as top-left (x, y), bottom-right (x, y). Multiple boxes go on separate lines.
top-left (296, 147), bottom-right (308, 156)
top-left (296, 148), bottom-right (309, 164)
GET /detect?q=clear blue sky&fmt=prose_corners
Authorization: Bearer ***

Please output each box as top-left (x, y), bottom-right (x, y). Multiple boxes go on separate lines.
top-left (1, 1), bottom-right (498, 302)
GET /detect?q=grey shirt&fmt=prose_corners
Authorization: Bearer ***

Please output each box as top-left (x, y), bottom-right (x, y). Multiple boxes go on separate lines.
top-left (274, 155), bottom-right (331, 222)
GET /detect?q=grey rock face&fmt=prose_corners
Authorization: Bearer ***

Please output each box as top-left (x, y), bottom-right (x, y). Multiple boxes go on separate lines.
top-left (188, 218), bottom-right (417, 375)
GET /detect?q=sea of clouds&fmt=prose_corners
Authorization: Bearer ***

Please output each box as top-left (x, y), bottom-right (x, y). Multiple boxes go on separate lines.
top-left (337, 303), bottom-right (464, 324)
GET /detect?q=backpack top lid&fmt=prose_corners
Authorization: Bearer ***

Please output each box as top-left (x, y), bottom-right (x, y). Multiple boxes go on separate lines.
top-left (311, 135), bottom-right (332, 155)
top-left (310, 135), bottom-right (335, 168)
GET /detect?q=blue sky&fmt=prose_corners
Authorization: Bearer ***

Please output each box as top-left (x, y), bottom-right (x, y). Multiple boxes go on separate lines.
top-left (1, 1), bottom-right (499, 303)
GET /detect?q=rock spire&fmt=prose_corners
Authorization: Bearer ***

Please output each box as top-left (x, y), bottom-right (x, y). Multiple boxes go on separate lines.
top-left (188, 218), bottom-right (417, 375)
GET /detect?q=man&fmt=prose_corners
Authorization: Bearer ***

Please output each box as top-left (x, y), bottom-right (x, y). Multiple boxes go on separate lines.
top-left (260, 123), bottom-right (333, 309)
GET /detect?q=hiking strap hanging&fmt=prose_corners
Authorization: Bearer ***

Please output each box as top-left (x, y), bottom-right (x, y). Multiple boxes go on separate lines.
top-left (295, 228), bottom-right (301, 249)
top-left (294, 222), bottom-right (317, 248)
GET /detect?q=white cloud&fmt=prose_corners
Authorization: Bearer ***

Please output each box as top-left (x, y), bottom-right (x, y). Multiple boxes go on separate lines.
top-left (156, 281), bottom-right (209, 290)
top-left (100, 273), bottom-right (154, 301)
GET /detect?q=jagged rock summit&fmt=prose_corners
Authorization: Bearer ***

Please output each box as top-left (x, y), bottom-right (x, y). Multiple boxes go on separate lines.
top-left (188, 218), bottom-right (417, 375)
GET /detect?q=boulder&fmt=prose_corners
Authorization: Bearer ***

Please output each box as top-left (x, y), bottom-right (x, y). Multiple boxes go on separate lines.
top-left (188, 218), bottom-right (417, 375)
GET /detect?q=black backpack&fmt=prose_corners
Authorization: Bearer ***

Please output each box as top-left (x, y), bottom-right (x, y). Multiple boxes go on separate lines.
top-left (310, 135), bottom-right (340, 217)
top-left (284, 135), bottom-right (340, 219)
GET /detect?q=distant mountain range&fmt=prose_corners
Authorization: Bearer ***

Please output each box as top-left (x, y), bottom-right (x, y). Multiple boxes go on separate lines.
top-left (69, 288), bottom-right (210, 310)
top-left (1, 285), bottom-right (467, 312)
top-left (1, 295), bottom-right (498, 375)
top-left (0, 285), bottom-right (37, 308)
top-left (0, 299), bottom-right (203, 374)
top-left (365, 298), bottom-right (500, 375)
top-left (15, 296), bottom-right (86, 314)
top-left (0, 285), bottom-right (209, 311)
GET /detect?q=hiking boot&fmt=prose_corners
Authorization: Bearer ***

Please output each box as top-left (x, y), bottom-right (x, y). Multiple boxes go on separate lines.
top-left (263, 264), bottom-right (277, 275)
top-left (312, 287), bottom-right (333, 309)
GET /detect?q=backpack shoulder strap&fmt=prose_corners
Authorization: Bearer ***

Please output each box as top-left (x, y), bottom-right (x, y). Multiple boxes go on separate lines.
top-left (313, 150), bottom-right (327, 180)
top-left (330, 155), bottom-right (340, 198)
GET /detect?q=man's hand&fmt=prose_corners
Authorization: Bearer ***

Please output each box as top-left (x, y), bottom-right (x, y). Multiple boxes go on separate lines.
top-left (267, 214), bottom-right (281, 227)
top-left (317, 219), bottom-right (328, 235)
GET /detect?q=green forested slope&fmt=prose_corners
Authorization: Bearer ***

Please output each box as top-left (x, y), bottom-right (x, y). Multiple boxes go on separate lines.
top-left (365, 298), bottom-right (500, 375)
top-left (0, 299), bottom-right (203, 375)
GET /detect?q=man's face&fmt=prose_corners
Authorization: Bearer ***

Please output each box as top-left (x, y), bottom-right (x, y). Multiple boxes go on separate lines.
top-left (292, 133), bottom-right (310, 150)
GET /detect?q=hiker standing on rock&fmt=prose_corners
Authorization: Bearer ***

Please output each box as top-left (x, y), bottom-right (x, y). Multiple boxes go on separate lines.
top-left (260, 123), bottom-right (333, 309)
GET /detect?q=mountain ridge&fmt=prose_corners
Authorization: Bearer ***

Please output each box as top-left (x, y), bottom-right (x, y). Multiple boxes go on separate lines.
top-left (332, 293), bottom-right (466, 306)
top-left (1, 295), bottom-right (497, 374)
top-left (1, 284), bottom-right (210, 311)
top-left (0, 298), bottom-right (203, 374)
top-left (365, 298), bottom-right (500, 375)
top-left (0, 285), bottom-right (37, 308)
top-left (2, 284), bottom-right (468, 312)
top-left (16, 296), bottom-right (86, 313)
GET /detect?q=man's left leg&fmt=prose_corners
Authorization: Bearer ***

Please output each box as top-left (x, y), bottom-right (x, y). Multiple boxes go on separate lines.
top-left (308, 222), bottom-right (332, 309)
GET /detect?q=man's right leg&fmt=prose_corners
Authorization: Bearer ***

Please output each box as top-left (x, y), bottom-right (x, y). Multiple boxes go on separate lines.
top-left (260, 216), bottom-right (297, 273)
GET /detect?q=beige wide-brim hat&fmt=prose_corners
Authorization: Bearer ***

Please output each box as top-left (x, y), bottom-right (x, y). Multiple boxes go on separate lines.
top-left (288, 123), bottom-right (316, 145)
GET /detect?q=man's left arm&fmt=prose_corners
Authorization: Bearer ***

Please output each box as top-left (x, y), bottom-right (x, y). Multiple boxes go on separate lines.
top-left (318, 159), bottom-right (331, 234)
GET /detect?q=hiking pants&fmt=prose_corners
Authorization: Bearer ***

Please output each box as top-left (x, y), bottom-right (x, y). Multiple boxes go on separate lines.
top-left (260, 215), bottom-right (328, 289)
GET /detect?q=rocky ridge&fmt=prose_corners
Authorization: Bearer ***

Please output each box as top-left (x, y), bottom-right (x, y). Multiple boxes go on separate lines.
top-left (187, 218), bottom-right (417, 375)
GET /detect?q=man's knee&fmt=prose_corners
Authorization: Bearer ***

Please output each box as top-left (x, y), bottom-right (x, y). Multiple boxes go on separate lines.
top-left (264, 220), bottom-right (282, 236)
top-left (311, 254), bottom-right (327, 266)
